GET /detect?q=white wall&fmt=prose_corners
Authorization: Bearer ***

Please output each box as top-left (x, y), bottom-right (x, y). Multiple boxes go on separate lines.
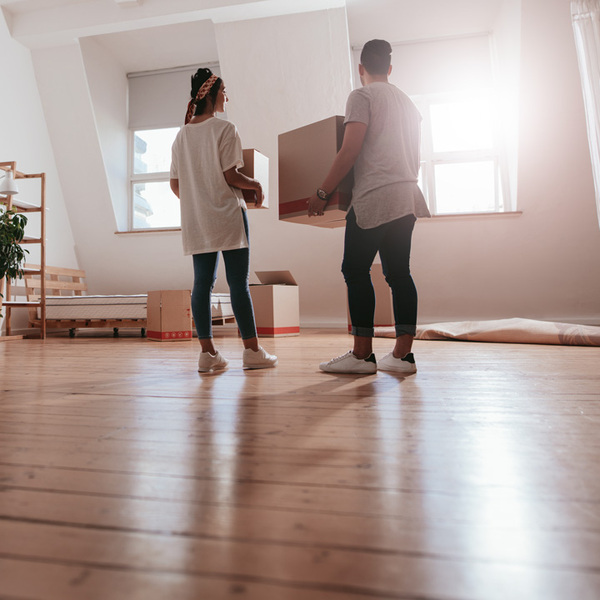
top-left (31, 41), bottom-right (193, 296)
top-left (512, 0), bottom-right (600, 321)
top-left (0, 12), bottom-right (77, 270)
top-left (345, 0), bottom-right (501, 43)
top-left (0, 10), bottom-right (78, 332)
top-left (386, 34), bottom-right (493, 96)
top-left (80, 36), bottom-right (130, 231)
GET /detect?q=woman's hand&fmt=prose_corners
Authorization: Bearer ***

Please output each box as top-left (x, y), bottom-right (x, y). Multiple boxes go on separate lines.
top-left (224, 167), bottom-right (264, 206)
top-left (254, 183), bottom-right (264, 208)
top-left (308, 194), bottom-right (327, 217)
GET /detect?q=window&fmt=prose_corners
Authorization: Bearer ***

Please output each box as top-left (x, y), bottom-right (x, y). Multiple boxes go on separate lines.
top-left (130, 127), bottom-right (180, 229)
top-left (414, 91), bottom-right (508, 215)
top-left (127, 63), bottom-right (220, 231)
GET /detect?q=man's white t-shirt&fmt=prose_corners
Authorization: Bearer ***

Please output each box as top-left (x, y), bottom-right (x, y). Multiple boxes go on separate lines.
top-left (170, 118), bottom-right (248, 255)
top-left (344, 82), bottom-right (431, 229)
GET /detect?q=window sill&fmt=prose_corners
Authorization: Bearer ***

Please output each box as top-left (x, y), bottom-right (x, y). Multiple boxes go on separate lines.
top-left (114, 211), bottom-right (523, 234)
top-left (426, 210), bottom-right (522, 220)
top-left (115, 228), bottom-right (181, 235)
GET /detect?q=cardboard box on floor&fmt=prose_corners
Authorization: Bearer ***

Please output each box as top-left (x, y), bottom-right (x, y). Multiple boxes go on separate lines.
top-left (347, 264), bottom-right (395, 331)
top-left (278, 116), bottom-right (352, 228)
top-left (147, 290), bottom-right (193, 341)
top-left (249, 271), bottom-right (300, 337)
top-left (240, 149), bottom-right (269, 209)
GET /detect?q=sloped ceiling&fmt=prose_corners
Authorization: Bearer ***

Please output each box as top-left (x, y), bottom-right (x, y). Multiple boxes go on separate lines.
top-left (1, 0), bottom-right (505, 73)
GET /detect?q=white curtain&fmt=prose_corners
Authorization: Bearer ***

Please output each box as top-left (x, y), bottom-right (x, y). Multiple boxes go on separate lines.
top-left (572, 0), bottom-right (600, 228)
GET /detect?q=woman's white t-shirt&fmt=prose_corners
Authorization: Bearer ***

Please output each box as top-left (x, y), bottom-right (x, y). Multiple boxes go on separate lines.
top-left (170, 118), bottom-right (248, 255)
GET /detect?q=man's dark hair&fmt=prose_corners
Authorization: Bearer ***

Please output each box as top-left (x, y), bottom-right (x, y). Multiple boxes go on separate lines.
top-left (191, 68), bottom-right (222, 115)
top-left (360, 39), bottom-right (392, 75)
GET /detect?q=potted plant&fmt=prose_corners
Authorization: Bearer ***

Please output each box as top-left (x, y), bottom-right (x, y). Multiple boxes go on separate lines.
top-left (0, 206), bottom-right (28, 320)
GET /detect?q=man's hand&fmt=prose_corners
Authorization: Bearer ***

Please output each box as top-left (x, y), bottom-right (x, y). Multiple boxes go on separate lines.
top-left (308, 194), bottom-right (327, 217)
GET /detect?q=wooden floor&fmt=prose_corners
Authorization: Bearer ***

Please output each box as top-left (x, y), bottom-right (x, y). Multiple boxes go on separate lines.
top-left (0, 328), bottom-right (599, 600)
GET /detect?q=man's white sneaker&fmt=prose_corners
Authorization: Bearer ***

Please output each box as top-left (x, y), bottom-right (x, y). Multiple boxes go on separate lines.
top-left (242, 346), bottom-right (278, 369)
top-left (319, 351), bottom-right (377, 374)
top-left (378, 351), bottom-right (417, 374)
top-left (198, 350), bottom-right (229, 372)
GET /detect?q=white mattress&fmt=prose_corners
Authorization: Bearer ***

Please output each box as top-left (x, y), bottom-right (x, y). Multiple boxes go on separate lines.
top-left (44, 293), bottom-right (234, 321)
top-left (211, 293), bottom-right (234, 319)
top-left (45, 295), bottom-right (147, 320)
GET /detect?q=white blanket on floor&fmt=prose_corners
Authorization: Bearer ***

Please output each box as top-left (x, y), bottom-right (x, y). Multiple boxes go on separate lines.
top-left (374, 318), bottom-right (600, 346)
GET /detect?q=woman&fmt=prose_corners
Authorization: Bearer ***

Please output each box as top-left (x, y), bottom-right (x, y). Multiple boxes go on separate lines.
top-left (170, 68), bottom-right (277, 372)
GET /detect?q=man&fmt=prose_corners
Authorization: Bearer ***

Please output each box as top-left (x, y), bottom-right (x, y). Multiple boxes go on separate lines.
top-left (308, 39), bottom-right (430, 375)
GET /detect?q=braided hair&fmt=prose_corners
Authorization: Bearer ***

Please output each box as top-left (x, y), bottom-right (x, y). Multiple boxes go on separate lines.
top-left (186, 68), bottom-right (222, 122)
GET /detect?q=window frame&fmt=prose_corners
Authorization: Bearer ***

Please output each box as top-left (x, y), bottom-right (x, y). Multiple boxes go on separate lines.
top-left (126, 62), bottom-right (222, 232)
top-left (414, 91), bottom-right (510, 216)
top-left (128, 127), bottom-right (181, 231)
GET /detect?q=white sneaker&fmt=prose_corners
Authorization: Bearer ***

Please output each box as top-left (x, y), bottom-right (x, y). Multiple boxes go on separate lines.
top-left (198, 350), bottom-right (228, 372)
top-left (242, 346), bottom-right (278, 369)
top-left (378, 351), bottom-right (417, 374)
top-left (319, 351), bottom-right (377, 374)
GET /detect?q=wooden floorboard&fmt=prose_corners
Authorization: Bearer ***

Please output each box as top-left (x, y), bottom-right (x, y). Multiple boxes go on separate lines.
top-left (1, 328), bottom-right (599, 599)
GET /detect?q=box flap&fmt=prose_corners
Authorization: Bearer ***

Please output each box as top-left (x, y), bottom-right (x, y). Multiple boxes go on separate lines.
top-left (255, 270), bottom-right (297, 286)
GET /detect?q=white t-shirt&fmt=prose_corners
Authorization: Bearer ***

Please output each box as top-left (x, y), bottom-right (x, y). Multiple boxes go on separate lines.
top-left (344, 82), bottom-right (431, 229)
top-left (170, 118), bottom-right (248, 255)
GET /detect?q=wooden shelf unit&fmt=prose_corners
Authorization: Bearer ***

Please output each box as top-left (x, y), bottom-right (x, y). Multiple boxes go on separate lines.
top-left (0, 161), bottom-right (46, 340)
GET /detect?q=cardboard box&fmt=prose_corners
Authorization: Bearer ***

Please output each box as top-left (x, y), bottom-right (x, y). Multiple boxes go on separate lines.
top-left (240, 148), bottom-right (269, 209)
top-left (347, 264), bottom-right (394, 330)
top-left (278, 116), bottom-right (352, 228)
top-left (249, 271), bottom-right (300, 337)
top-left (147, 290), bottom-right (193, 341)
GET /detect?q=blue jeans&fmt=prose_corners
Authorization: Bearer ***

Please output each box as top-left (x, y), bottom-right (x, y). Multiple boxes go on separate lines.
top-left (191, 210), bottom-right (257, 340)
top-left (342, 208), bottom-right (418, 338)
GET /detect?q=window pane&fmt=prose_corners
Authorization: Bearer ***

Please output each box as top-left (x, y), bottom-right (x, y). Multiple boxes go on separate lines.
top-left (430, 98), bottom-right (493, 152)
top-left (434, 161), bottom-right (497, 214)
top-left (418, 162), bottom-right (427, 202)
top-left (133, 182), bottom-right (180, 229)
top-left (134, 128), bottom-right (179, 174)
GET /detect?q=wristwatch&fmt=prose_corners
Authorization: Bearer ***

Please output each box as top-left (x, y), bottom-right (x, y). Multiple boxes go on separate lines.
top-left (316, 188), bottom-right (330, 202)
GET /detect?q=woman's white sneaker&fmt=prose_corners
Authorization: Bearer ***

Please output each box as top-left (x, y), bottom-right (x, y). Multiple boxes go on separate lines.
top-left (198, 350), bottom-right (229, 372)
top-left (242, 346), bottom-right (278, 369)
top-left (319, 351), bottom-right (377, 374)
top-left (378, 351), bottom-right (417, 374)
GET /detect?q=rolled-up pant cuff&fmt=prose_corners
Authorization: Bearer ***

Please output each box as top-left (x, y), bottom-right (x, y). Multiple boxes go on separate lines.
top-left (351, 325), bottom-right (374, 338)
top-left (396, 324), bottom-right (416, 336)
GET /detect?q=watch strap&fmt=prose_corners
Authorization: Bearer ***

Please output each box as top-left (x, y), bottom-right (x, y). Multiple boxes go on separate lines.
top-left (316, 188), bottom-right (330, 201)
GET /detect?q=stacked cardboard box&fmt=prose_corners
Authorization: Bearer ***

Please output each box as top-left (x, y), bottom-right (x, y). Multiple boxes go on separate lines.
top-left (240, 149), bottom-right (269, 209)
top-left (249, 271), bottom-right (300, 337)
top-left (147, 290), bottom-right (193, 341)
top-left (278, 116), bottom-right (352, 228)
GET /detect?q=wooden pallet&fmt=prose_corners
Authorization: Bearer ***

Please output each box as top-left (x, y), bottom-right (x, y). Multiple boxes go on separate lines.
top-left (19, 265), bottom-right (147, 337)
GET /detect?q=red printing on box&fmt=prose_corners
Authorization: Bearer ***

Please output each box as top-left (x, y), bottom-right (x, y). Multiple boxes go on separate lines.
top-left (147, 330), bottom-right (193, 340)
top-left (279, 192), bottom-right (350, 217)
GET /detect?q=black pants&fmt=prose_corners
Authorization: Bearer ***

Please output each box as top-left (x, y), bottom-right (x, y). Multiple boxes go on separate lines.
top-left (342, 208), bottom-right (417, 338)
